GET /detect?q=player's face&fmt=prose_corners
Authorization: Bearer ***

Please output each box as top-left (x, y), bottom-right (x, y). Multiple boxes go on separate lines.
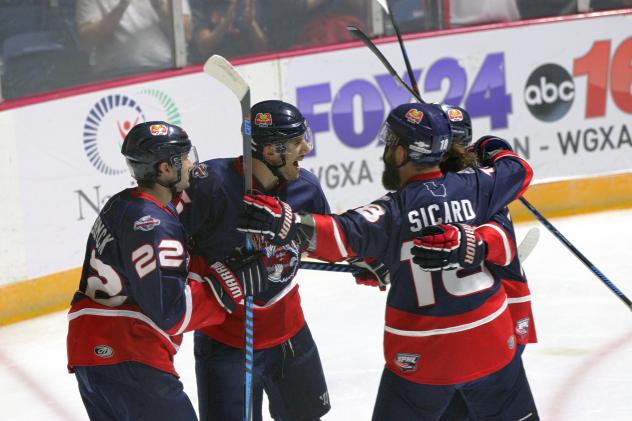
top-left (174, 147), bottom-right (199, 191)
top-left (274, 134), bottom-right (312, 181)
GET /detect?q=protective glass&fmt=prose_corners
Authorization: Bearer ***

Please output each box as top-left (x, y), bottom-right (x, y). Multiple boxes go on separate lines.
top-left (274, 127), bottom-right (314, 154)
top-left (378, 122), bottom-right (400, 147)
top-left (172, 145), bottom-right (199, 170)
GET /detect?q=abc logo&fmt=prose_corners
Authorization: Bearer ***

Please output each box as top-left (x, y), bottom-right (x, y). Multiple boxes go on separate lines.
top-left (524, 64), bottom-right (575, 122)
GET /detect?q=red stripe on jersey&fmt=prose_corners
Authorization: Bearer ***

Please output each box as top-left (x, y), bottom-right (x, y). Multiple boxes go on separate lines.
top-left (476, 222), bottom-right (515, 266)
top-left (67, 299), bottom-right (183, 376)
top-left (198, 285), bottom-right (305, 349)
top-left (502, 278), bottom-right (538, 345)
top-left (383, 288), bottom-right (516, 384)
top-left (491, 151), bottom-right (534, 199)
top-left (310, 214), bottom-right (355, 262)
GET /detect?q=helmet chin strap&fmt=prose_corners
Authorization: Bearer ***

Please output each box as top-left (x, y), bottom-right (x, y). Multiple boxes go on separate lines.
top-left (156, 167), bottom-right (182, 199)
top-left (255, 143), bottom-right (289, 184)
top-left (264, 156), bottom-right (287, 182)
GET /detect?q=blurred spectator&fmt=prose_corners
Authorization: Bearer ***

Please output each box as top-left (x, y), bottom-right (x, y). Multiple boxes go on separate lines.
top-left (448, 0), bottom-right (520, 27)
top-left (517, 0), bottom-right (577, 18)
top-left (263, 0), bottom-right (330, 50)
top-left (190, 0), bottom-right (268, 62)
top-left (590, 0), bottom-right (632, 10)
top-left (76, 0), bottom-right (192, 79)
top-left (296, 0), bottom-right (369, 48)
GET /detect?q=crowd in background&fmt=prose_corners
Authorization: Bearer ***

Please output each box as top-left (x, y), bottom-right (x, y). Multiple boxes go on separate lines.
top-left (0, 0), bottom-right (630, 100)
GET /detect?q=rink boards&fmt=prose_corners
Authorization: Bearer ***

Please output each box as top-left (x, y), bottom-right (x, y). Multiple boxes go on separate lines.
top-left (0, 11), bottom-right (631, 324)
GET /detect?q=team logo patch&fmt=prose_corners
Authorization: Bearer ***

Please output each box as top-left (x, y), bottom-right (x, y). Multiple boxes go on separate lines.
top-left (424, 181), bottom-right (447, 197)
top-left (255, 112), bottom-right (273, 127)
top-left (264, 244), bottom-right (300, 284)
top-left (192, 162), bottom-right (208, 178)
top-left (515, 317), bottom-right (530, 340)
top-left (447, 108), bottom-right (464, 121)
top-left (395, 353), bottom-right (420, 372)
top-left (404, 108), bottom-right (423, 124)
top-left (150, 124), bottom-right (168, 136)
top-left (134, 215), bottom-right (161, 231)
top-left (94, 345), bottom-right (114, 358)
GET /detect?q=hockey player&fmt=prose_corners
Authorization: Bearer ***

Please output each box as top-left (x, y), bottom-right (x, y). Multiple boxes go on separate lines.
top-left (174, 100), bottom-right (331, 421)
top-left (429, 104), bottom-right (538, 421)
top-left (237, 103), bottom-right (540, 420)
top-left (66, 121), bottom-right (270, 421)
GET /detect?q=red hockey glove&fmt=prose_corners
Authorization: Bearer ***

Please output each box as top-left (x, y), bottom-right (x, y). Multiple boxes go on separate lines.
top-left (349, 257), bottom-right (390, 291)
top-left (237, 194), bottom-right (299, 246)
top-left (411, 223), bottom-right (486, 271)
top-left (204, 248), bottom-right (269, 313)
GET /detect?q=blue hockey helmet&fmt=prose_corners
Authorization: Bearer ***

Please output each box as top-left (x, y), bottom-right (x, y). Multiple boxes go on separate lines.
top-left (379, 103), bottom-right (452, 165)
top-left (251, 100), bottom-right (313, 150)
top-left (121, 121), bottom-right (197, 182)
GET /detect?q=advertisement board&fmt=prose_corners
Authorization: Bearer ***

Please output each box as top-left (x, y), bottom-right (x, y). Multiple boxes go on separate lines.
top-left (0, 13), bottom-right (630, 289)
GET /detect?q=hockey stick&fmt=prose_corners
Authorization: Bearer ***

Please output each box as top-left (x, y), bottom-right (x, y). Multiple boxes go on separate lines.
top-left (347, 26), bottom-right (423, 103)
top-left (519, 198), bottom-right (632, 311)
top-left (517, 227), bottom-right (539, 262)
top-left (376, 0), bottom-right (422, 98)
top-left (203, 55), bottom-right (255, 421)
top-left (299, 227), bottom-right (541, 274)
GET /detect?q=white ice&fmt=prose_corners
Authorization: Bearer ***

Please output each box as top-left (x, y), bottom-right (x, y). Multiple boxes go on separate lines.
top-left (1, 209), bottom-right (632, 420)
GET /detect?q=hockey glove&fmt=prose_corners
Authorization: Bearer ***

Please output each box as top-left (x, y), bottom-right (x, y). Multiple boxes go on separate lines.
top-left (411, 223), bottom-right (486, 271)
top-left (237, 194), bottom-right (299, 246)
top-left (349, 257), bottom-right (390, 291)
top-left (472, 135), bottom-right (513, 166)
top-left (204, 248), bottom-right (269, 313)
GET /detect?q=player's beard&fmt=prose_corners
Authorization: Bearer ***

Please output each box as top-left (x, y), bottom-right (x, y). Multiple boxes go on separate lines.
top-left (381, 157), bottom-right (400, 191)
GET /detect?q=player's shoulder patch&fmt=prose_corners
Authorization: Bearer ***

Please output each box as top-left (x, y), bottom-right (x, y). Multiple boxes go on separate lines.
top-left (191, 162), bottom-right (208, 179)
top-left (133, 215), bottom-right (162, 232)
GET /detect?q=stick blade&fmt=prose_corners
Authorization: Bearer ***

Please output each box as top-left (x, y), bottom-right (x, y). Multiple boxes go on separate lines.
top-left (518, 227), bottom-right (540, 262)
top-left (203, 55), bottom-right (249, 100)
top-left (376, 0), bottom-right (389, 13)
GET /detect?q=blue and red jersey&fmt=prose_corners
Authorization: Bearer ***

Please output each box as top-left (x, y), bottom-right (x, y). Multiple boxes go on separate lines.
top-left (67, 189), bottom-right (228, 376)
top-left (174, 157), bottom-right (330, 349)
top-left (309, 152), bottom-right (533, 384)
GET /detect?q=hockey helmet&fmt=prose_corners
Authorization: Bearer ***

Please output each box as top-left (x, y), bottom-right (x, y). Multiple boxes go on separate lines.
top-left (432, 103), bottom-right (472, 147)
top-left (121, 121), bottom-right (197, 182)
top-left (379, 103), bottom-right (452, 165)
top-left (251, 100), bottom-right (313, 151)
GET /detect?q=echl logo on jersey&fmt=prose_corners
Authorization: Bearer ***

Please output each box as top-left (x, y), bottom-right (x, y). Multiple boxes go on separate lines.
top-left (133, 215), bottom-right (161, 231)
top-left (515, 317), bottom-right (530, 340)
top-left (394, 353), bottom-right (420, 373)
